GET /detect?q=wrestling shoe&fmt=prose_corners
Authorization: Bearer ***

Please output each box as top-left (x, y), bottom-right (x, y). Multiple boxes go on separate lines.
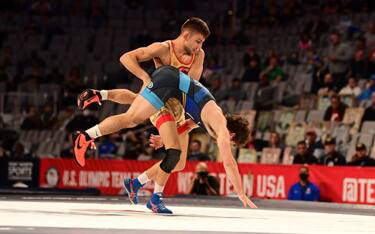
top-left (124, 178), bottom-right (142, 204)
top-left (72, 131), bottom-right (96, 167)
top-left (77, 89), bottom-right (102, 110)
top-left (146, 193), bottom-right (173, 214)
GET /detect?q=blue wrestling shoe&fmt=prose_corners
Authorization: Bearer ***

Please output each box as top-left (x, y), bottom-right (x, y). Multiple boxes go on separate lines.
top-left (146, 193), bottom-right (173, 214)
top-left (124, 178), bottom-right (142, 204)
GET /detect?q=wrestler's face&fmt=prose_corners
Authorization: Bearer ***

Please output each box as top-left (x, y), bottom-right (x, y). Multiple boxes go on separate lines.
top-left (183, 31), bottom-right (205, 54)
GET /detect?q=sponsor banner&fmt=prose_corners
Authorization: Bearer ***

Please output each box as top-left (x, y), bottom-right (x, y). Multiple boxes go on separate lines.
top-left (0, 158), bottom-right (39, 187)
top-left (39, 159), bottom-right (375, 205)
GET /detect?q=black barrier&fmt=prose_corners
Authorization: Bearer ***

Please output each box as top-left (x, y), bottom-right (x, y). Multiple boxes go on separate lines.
top-left (0, 158), bottom-right (40, 188)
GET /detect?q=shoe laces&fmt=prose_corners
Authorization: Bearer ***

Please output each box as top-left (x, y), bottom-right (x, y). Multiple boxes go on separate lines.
top-left (157, 194), bottom-right (167, 210)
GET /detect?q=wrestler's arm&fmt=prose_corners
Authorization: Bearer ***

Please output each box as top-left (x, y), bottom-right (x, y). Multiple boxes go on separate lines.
top-left (119, 42), bottom-right (169, 85)
top-left (205, 107), bottom-right (257, 208)
top-left (188, 50), bottom-right (205, 81)
top-left (210, 115), bottom-right (244, 194)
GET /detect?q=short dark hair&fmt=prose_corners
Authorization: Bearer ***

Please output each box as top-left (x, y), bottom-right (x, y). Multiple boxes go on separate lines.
top-left (181, 17), bottom-right (210, 38)
top-left (297, 140), bottom-right (306, 146)
top-left (226, 114), bottom-right (250, 147)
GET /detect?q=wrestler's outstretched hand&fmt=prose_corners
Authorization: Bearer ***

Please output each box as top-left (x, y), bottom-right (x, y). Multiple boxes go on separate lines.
top-left (149, 134), bottom-right (164, 149)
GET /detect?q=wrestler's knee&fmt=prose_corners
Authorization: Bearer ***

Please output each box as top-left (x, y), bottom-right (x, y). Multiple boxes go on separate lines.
top-left (160, 148), bottom-right (181, 173)
top-left (173, 159), bottom-right (186, 172)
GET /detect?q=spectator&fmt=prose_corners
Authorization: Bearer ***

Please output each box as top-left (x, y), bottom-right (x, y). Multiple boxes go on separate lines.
top-left (65, 109), bottom-right (99, 133)
top-left (367, 49), bottom-right (375, 77)
top-left (365, 21), bottom-right (375, 52)
top-left (347, 143), bottom-right (375, 167)
top-left (43, 66), bottom-right (64, 84)
top-left (202, 58), bottom-right (222, 80)
top-left (242, 58), bottom-right (261, 83)
top-left (358, 75), bottom-right (375, 101)
top-left (137, 146), bottom-right (154, 161)
top-left (208, 77), bottom-right (226, 102)
top-left (327, 30), bottom-right (352, 89)
top-left (298, 33), bottom-right (312, 50)
top-left (11, 142), bottom-right (32, 159)
top-left (318, 72), bottom-right (339, 95)
top-left (0, 145), bottom-right (8, 158)
top-left (27, 51), bottom-right (46, 70)
top-left (60, 137), bottom-right (74, 158)
top-left (243, 47), bottom-right (261, 67)
top-left (188, 162), bottom-right (220, 195)
top-left (286, 52), bottom-right (300, 65)
top-left (262, 131), bottom-right (284, 161)
top-left (123, 131), bottom-right (144, 160)
top-left (21, 105), bottom-right (42, 130)
top-left (320, 137), bottom-right (346, 166)
top-left (1, 46), bottom-right (15, 68)
top-left (287, 167), bottom-right (320, 201)
top-left (339, 77), bottom-right (361, 97)
top-left (40, 103), bottom-right (57, 129)
top-left (305, 130), bottom-right (324, 159)
top-left (21, 66), bottom-right (44, 87)
top-left (0, 65), bottom-right (9, 83)
top-left (293, 141), bottom-right (318, 164)
top-left (60, 147), bottom-right (74, 158)
top-left (362, 92), bottom-right (375, 122)
top-left (188, 139), bottom-right (211, 161)
top-left (323, 95), bottom-right (348, 122)
top-left (206, 57), bottom-right (222, 73)
top-left (64, 66), bottom-right (84, 93)
top-left (246, 130), bottom-right (267, 153)
top-left (225, 78), bottom-right (246, 102)
top-left (98, 135), bottom-right (118, 158)
top-left (53, 106), bottom-right (75, 130)
top-left (350, 49), bottom-right (367, 79)
top-left (267, 132), bottom-right (285, 150)
top-left (62, 66), bottom-right (85, 107)
top-left (303, 15), bottom-right (328, 42)
top-left (263, 49), bottom-right (276, 67)
top-left (260, 56), bottom-right (285, 83)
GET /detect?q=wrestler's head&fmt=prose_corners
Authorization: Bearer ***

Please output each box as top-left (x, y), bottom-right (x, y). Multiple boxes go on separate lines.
top-left (180, 17), bottom-right (210, 54)
top-left (225, 114), bottom-right (251, 147)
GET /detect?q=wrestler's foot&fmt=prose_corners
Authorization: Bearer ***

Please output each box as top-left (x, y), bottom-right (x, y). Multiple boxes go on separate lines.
top-left (124, 178), bottom-right (142, 204)
top-left (72, 131), bottom-right (96, 167)
top-left (146, 193), bottom-right (173, 214)
top-left (77, 89), bottom-right (102, 110)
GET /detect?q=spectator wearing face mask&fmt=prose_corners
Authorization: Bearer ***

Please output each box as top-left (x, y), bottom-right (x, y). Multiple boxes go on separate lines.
top-left (287, 167), bottom-right (320, 201)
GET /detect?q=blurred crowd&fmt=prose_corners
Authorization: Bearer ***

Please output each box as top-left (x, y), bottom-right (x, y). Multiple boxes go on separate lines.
top-left (0, 0), bottom-right (375, 167)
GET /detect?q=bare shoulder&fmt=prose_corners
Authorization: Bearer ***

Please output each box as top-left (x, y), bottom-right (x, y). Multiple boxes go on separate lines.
top-left (202, 101), bottom-right (224, 123)
top-left (149, 41), bottom-right (169, 51)
top-left (150, 40), bottom-right (170, 57)
top-left (158, 40), bottom-right (170, 50)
